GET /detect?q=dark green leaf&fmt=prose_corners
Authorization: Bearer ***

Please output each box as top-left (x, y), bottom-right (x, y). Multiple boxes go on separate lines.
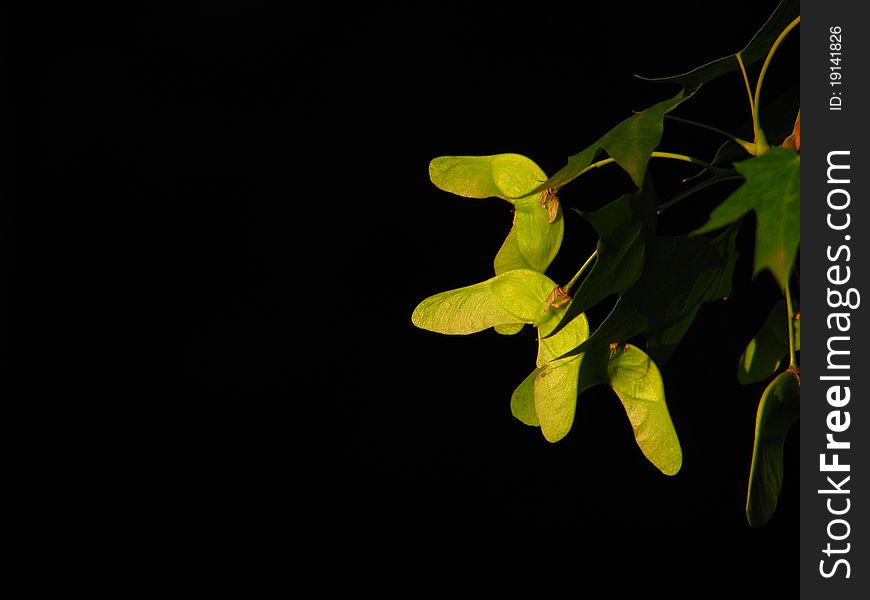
top-left (541, 91), bottom-right (691, 192)
top-left (643, 233), bottom-right (738, 363)
top-left (640, 0), bottom-right (799, 93)
top-left (738, 300), bottom-right (801, 384)
top-left (547, 181), bottom-right (657, 339)
top-left (746, 370), bottom-right (800, 527)
top-left (560, 231), bottom-right (739, 362)
top-left (655, 173), bottom-right (744, 215)
top-left (710, 86), bottom-right (800, 167)
top-left (694, 147), bottom-right (799, 291)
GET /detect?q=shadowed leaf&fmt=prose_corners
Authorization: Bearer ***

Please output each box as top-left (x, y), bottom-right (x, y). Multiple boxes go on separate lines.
top-left (547, 180), bottom-right (657, 340)
top-left (640, 0), bottom-right (799, 94)
top-left (560, 231), bottom-right (739, 363)
top-left (747, 370), bottom-right (800, 527)
top-left (738, 300), bottom-right (801, 384)
top-left (541, 91), bottom-right (691, 192)
top-left (710, 85), bottom-right (800, 167)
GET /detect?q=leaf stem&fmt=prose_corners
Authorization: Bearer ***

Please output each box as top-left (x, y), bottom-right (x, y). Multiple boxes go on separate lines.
top-left (651, 151), bottom-right (713, 170)
top-left (735, 52), bottom-right (757, 144)
top-left (785, 282), bottom-right (798, 370)
top-left (576, 157), bottom-right (616, 177)
top-left (753, 16), bottom-right (800, 155)
top-left (664, 115), bottom-right (756, 155)
top-left (576, 151), bottom-right (713, 178)
top-left (564, 249), bottom-right (598, 295)
top-left (656, 174), bottom-right (743, 214)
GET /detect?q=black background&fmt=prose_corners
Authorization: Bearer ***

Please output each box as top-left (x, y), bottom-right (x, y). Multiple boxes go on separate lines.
top-left (16, 1), bottom-right (800, 588)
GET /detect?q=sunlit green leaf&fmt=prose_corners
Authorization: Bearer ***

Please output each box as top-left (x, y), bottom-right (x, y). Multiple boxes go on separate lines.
top-left (493, 203), bottom-right (564, 276)
top-left (738, 300), bottom-right (801, 384)
top-left (561, 231), bottom-right (738, 363)
top-left (746, 370), bottom-right (800, 527)
top-left (510, 304), bottom-right (590, 440)
top-left (429, 154), bottom-right (547, 208)
top-left (607, 345), bottom-right (682, 475)
top-left (495, 323), bottom-right (525, 336)
top-left (694, 147), bottom-right (799, 291)
top-left (511, 368), bottom-right (541, 426)
top-left (547, 181), bottom-right (656, 339)
top-left (533, 358), bottom-right (581, 443)
top-left (517, 204), bottom-right (563, 271)
top-left (411, 269), bottom-right (555, 335)
top-left (531, 307), bottom-right (590, 442)
top-left (430, 154), bottom-right (564, 281)
top-left (493, 203), bottom-right (564, 335)
top-left (414, 267), bottom-right (590, 442)
top-left (580, 344), bottom-right (682, 475)
top-left (542, 91), bottom-right (691, 191)
top-left (640, 0), bottom-right (799, 94)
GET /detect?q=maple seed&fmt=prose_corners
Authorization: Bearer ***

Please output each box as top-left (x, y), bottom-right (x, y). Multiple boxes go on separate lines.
top-left (544, 285), bottom-right (571, 311)
top-left (540, 188), bottom-right (560, 223)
